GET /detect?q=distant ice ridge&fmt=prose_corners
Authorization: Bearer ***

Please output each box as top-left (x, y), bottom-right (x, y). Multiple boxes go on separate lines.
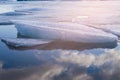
top-left (13, 20), bottom-right (118, 44)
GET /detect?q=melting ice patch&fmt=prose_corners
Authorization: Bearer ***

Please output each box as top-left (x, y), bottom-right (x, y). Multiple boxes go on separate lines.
top-left (13, 20), bottom-right (118, 44)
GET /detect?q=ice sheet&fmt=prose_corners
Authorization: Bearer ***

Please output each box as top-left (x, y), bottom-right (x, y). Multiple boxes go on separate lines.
top-left (13, 20), bottom-right (118, 43)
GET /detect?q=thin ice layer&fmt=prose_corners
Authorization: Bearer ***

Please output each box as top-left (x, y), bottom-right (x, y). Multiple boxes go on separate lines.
top-left (88, 24), bottom-right (120, 37)
top-left (1, 38), bottom-right (117, 50)
top-left (1, 38), bottom-right (52, 47)
top-left (0, 5), bottom-right (14, 14)
top-left (13, 20), bottom-right (118, 43)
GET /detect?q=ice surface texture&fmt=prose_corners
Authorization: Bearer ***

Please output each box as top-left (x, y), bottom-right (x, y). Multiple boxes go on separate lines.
top-left (13, 20), bottom-right (118, 44)
top-left (89, 24), bottom-right (120, 37)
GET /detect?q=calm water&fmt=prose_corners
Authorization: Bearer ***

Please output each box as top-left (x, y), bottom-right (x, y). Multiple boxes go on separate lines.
top-left (0, 1), bottom-right (120, 80)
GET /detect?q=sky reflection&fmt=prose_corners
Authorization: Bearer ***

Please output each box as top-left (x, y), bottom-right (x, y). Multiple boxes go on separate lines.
top-left (0, 43), bottom-right (120, 80)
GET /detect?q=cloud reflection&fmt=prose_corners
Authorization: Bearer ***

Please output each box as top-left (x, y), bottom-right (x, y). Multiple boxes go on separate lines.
top-left (55, 50), bottom-right (95, 67)
top-left (0, 48), bottom-right (120, 80)
top-left (0, 62), bottom-right (3, 70)
top-left (53, 49), bottom-right (120, 67)
top-left (0, 64), bottom-right (64, 80)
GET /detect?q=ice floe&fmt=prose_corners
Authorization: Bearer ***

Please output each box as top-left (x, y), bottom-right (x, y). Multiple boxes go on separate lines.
top-left (13, 20), bottom-right (118, 44)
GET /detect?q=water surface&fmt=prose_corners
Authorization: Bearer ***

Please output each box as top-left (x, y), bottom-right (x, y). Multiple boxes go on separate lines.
top-left (0, 1), bottom-right (120, 80)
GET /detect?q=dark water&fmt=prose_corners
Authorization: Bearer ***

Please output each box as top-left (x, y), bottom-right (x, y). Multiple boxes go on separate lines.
top-left (0, 24), bottom-right (120, 80)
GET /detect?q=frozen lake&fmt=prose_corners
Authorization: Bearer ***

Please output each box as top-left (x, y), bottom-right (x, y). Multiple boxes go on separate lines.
top-left (0, 1), bottom-right (120, 80)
